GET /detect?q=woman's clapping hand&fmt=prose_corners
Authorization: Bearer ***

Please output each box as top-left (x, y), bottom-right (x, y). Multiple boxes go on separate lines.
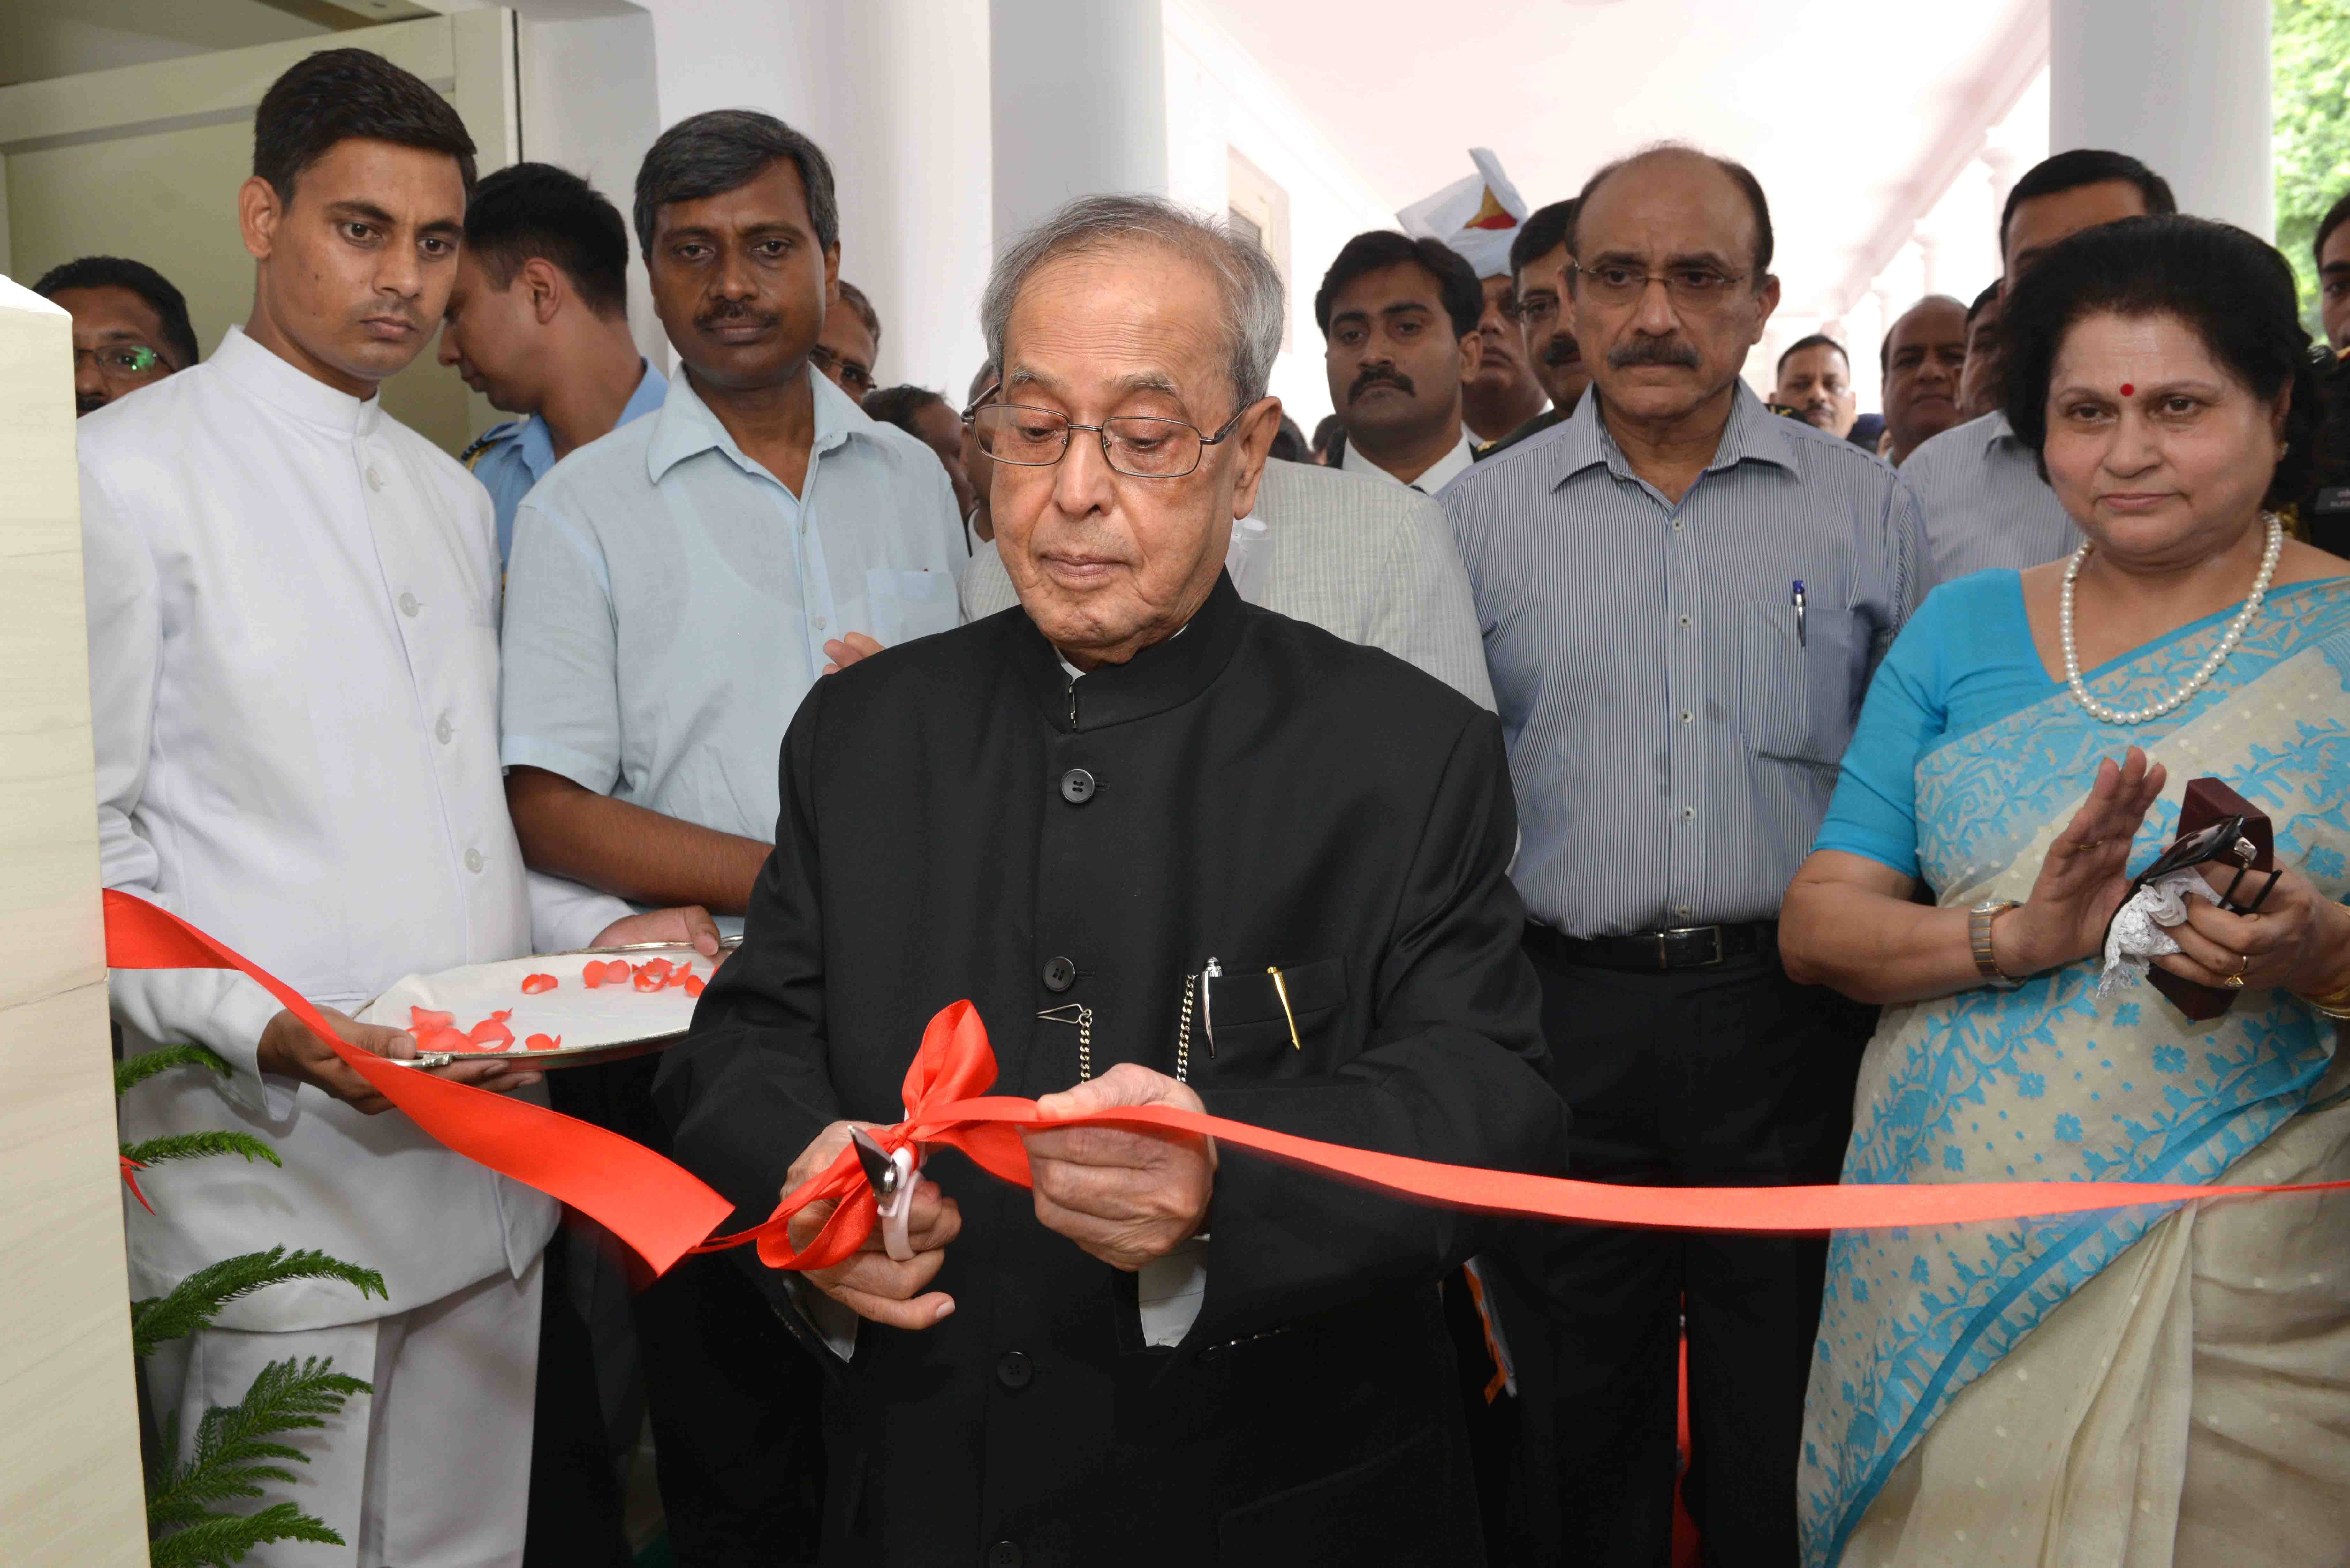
top-left (1993, 748), bottom-right (2169, 976)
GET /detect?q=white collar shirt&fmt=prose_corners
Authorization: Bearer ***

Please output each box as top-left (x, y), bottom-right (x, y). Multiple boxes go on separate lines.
top-left (79, 324), bottom-right (626, 1327)
top-left (1342, 424), bottom-right (1478, 496)
top-left (497, 366), bottom-right (965, 888)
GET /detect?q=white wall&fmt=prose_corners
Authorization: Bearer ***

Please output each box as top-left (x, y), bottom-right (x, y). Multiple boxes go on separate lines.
top-left (514, 6), bottom-right (670, 371)
top-left (1163, 2), bottom-right (1392, 433)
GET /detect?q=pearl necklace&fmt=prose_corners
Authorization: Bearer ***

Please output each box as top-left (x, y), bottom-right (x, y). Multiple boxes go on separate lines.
top-left (2059, 513), bottom-right (2284, 725)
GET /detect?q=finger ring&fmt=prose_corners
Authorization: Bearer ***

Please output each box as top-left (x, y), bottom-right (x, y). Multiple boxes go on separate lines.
top-left (2223, 974), bottom-right (2247, 990)
top-left (2237, 952), bottom-right (2251, 977)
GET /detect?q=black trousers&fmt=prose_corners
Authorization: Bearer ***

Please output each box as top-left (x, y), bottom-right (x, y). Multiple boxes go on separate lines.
top-left (540, 1054), bottom-right (828, 1568)
top-left (1514, 933), bottom-right (1874, 1568)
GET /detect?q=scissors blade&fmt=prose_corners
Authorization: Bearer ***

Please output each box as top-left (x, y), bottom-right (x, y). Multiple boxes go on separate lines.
top-left (848, 1127), bottom-right (896, 1198)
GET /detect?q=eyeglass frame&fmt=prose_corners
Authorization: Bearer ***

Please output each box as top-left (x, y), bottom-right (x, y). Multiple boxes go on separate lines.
top-left (1504, 294), bottom-right (1565, 328)
top-left (808, 342), bottom-right (876, 396)
top-left (74, 343), bottom-right (174, 380)
top-left (962, 399), bottom-right (1258, 479)
top-left (1566, 260), bottom-right (1756, 309)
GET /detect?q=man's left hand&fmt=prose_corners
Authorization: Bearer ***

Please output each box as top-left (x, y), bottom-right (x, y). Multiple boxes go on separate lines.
top-left (592, 905), bottom-right (724, 961)
top-left (1025, 1063), bottom-right (1216, 1271)
top-left (822, 632), bottom-right (885, 675)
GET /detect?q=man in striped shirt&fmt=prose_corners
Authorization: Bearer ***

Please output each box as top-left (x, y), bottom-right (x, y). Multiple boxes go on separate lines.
top-left (1904, 148), bottom-right (2176, 587)
top-left (1443, 143), bottom-right (1922, 1566)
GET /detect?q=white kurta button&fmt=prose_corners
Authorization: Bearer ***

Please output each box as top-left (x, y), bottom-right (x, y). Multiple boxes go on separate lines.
top-left (399, 592), bottom-right (421, 617)
top-left (464, 848), bottom-right (484, 873)
top-left (435, 714), bottom-right (453, 744)
top-left (814, 615), bottom-right (828, 631)
top-left (366, 465), bottom-right (385, 491)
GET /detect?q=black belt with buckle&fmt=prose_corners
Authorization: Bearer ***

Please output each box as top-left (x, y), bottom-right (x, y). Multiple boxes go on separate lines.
top-left (1523, 920), bottom-right (1776, 972)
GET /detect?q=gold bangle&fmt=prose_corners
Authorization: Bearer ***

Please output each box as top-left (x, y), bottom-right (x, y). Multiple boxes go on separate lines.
top-left (2301, 976), bottom-right (2350, 1021)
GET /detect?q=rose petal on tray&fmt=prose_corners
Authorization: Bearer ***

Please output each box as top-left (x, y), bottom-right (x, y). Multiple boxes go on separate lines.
top-left (583, 961), bottom-right (611, 988)
top-left (521, 973), bottom-right (558, 994)
top-left (467, 1015), bottom-right (516, 1048)
top-left (411, 1006), bottom-right (455, 1030)
top-left (684, 974), bottom-right (705, 998)
top-left (524, 1033), bottom-right (562, 1051)
top-left (417, 1025), bottom-right (471, 1054)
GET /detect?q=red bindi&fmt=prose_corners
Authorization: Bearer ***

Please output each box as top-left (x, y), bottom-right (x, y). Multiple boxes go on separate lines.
top-left (2119, 383), bottom-right (2134, 396)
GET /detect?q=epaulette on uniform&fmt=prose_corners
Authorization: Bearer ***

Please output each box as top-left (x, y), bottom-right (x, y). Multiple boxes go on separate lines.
top-left (459, 420), bottom-right (521, 471)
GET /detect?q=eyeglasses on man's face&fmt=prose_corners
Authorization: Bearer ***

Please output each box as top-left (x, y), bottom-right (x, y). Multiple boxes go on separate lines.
top-left (75, 343), bottom-right (172, 380)
top-left (1570, 262), bottom-right (1751, 311)
top-left (1509, 295), bottom-right (1563, 329)
top-left (809, 343), bottom-right (875, 398)
top-left (966, 402), bottom-right (1252, 479)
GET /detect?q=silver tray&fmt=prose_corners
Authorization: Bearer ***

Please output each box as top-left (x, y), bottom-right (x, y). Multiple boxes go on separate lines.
top-left (380, 935), bottom-right (741, 1072)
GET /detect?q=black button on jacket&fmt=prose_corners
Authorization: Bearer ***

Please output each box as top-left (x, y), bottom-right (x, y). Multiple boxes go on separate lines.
top-left (657, 574), bottom-right (1568, 1566)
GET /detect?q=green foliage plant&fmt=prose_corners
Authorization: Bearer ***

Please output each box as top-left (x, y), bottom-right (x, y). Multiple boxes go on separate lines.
top-left (118, 1045), bottom-right (388, 1567)
top-left (2274, 0), bottom-right (2350, 331)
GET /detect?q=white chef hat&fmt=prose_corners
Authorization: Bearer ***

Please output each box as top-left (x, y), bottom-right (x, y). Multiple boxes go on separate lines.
top-left (1396, 148), bottom-right (1528, 281)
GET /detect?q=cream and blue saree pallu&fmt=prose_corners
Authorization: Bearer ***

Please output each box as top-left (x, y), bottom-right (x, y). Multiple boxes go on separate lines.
top-left (1802, 582), bottom-right (2350, 1566)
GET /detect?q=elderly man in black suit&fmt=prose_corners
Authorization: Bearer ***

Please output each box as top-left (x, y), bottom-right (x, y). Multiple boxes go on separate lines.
top-left (656, 193), bottom-right (1569, 1567)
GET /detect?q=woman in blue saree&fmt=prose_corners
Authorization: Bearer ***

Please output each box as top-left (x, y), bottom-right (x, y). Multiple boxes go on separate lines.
top-left (1780, 216), bottom-right (2350, 1565)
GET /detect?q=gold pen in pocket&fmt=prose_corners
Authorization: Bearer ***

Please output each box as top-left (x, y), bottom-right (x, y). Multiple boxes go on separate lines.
top-left (1266, 965), bottom-right (1301, 1050)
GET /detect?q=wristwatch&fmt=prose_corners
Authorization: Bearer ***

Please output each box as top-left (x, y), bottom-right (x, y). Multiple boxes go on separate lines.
top-left (1969, 898), bottom-right (2023, 987)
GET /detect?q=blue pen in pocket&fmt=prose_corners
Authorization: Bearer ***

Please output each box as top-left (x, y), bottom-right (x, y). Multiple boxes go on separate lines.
top-left (1792, 579), bottom-right (1807, 648)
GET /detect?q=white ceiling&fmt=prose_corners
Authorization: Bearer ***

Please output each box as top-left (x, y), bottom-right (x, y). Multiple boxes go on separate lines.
top-left (1191, 0), bottom-right (2046, 317)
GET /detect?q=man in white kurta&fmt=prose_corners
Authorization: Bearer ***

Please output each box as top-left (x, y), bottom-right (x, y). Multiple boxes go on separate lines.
top-left (82, 314), bottom-right (640, 1564)
top-left (73, 48), bottom-right (679, 1564)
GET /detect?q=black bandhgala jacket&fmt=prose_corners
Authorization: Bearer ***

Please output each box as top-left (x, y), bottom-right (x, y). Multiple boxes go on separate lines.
top-left (656, 574), bottom-right (1568, 1567)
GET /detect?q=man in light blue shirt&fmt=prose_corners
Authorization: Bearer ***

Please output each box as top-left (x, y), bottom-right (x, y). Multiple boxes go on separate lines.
top-left (494, 109), bottom-right (960, 1565)
top-left (439, 162), bottom-right (668, 565)
top-left (499, 113), bottom-right (962, 923)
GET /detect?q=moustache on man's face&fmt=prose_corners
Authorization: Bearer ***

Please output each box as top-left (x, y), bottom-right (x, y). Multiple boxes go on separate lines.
top-left (1348, 367), bottom-right (1414, 403)
top-left (1607, 338), bottom-right (1702, 370)
top-left (1542, 334), bottom-right (1583, 368)
top-left (696, 303), bottom-right (779, 335)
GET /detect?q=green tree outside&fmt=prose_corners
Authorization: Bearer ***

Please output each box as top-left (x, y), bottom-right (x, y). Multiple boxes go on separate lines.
top-left (2276, 0), bottom-right (2350, 332)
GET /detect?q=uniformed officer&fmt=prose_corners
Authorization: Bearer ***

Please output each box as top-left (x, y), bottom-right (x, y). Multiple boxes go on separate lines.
top-left (439, 161), bottom-right (665, 566)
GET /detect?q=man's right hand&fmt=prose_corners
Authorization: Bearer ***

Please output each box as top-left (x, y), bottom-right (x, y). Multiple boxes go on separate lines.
top-left (785, 1119), bottom-right (959, 1329)
top-left (255, 1006), bottom-right (542, 1114)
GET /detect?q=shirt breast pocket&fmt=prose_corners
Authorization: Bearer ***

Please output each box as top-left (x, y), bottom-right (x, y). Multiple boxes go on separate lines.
top-left (1739, 599), bottom-right (1861, 766)
top-left (862, 567), bottom-right (957, 648)
top-left (1204, 957), bottom-right (1347, 1078)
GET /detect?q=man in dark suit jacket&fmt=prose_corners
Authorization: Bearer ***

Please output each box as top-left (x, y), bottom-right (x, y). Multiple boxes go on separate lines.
top-left (656, 192), bottom-right (1569, 1566)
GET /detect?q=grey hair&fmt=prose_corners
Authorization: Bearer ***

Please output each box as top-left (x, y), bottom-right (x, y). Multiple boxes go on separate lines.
top-left (980, 194), bottom-right (1285, 415)
top-left (634, 109), bottom-right (838, 259)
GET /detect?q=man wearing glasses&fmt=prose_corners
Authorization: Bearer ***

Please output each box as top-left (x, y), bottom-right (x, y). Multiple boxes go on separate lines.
top-left (657, 192), bottom-right (1568, 1565)
top-left (35, 255), bottom-right (198, 416)
top-left (495, 110), bottom-right (960, 1563)
top-left (809, 278), bottom-right (880, 402)
top-left (1442, 144), bottom-right (1922, 1564)
top-left (1473, 199), bottom-right (1585, 464)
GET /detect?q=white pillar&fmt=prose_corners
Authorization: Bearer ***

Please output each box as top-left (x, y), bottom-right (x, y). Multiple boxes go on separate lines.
top-left (1912, 226), bottom-right (1942, 297)
top-left (1978, 140), bottom-right (2020, 220)
top-left (2049, 0), bottom-right (2272, 238)
top-left (990, 0), bottom-right (1167, 246)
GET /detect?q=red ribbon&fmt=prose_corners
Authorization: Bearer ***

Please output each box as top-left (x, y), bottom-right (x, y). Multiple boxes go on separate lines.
top-left (119, 1155), bottom-right (152, 1214)
top-left (102, 890), bottom-right (735, 1274)
top-left (104, 892), bottom-right (2350, 1281)
top-left (701, 999), bottom-right (2350, 1269)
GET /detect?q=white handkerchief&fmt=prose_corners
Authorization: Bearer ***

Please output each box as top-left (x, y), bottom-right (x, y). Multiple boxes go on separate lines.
top-left (2096, 869), bottom-right (2220, 996)
top-left (1138, 1234), bottom-right (1209, 1348)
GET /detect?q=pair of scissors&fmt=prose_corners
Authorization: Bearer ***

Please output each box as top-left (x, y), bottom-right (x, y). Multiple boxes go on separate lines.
top-left (849, 1127), bottom-right (919, 1262)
